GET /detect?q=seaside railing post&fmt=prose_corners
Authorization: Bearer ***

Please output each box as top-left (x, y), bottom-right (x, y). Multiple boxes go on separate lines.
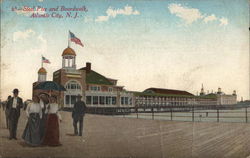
top-left (246, 107), bottom-right (248, 123)
top-left (123, 108), bottom-right (125, 118)
top-left (170, 106), bottom-right (173, 121)
top-left (217, 108), bottom-right (219, 122)
top-left (136, 107), bottom-right (138, 119)
top-left (152, 107), bottom-right (154, 120)
top-left (192, 105), bottom-right (194, 122)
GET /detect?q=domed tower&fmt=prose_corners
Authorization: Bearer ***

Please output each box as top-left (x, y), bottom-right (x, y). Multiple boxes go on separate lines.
top-left (217, 87), bottom-right (222, 95)
top-left (62, 47), bottom-right (76, 69)
top-left (38, 67), bottom-right (47, 82)
top-left (200, 84), bottom-right (205, 96)
top-left (233, 90), bottom-right (237, 96)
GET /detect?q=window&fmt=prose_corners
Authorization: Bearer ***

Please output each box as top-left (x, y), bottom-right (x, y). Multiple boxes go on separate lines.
top-left (121, 97), bottom-right (129, 105)
top-left (106, 96), bottom-right (112, 105)
top-left (66, 81), bottom-right (81, 90)
top-left (71, 96), bottom-right (77, 105)
top-left (86, 96), bottom-right (92, 105)
top-left (66, 95), bottom-right (70, 104)
top-left (99, 96), bottom-right (105, 105)
top-left (129, 98), bottom-right (132, 105)
top-left (108, 87), bottom-right (113, 92)
top-left (90, 86), bottom-right (100, 91)
top-left (112, 97), bottom-right (116, 105)
top-left (121, 97), bottom-right (124, 105)
top-left (93, 96), bottom-right (98, 105)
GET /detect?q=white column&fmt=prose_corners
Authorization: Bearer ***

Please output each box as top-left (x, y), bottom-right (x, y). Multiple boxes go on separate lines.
top-left (73, 57), bottom-right (76, 68)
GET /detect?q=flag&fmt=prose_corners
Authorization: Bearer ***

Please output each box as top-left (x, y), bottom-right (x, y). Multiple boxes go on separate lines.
top-left (42, 56), bottom-right (50, 64)
top-left (69, 31), bottom-right (84, 47)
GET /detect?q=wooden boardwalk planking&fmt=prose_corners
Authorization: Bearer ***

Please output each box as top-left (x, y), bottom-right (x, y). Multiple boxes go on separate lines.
top-left (0, 108), bottom-right (249, 158)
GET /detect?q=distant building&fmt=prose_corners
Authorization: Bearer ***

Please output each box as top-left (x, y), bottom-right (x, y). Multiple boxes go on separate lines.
top-left (134, 88), bottom-right (196, 107)
top-left (196, 86), bottom-right (237, 105)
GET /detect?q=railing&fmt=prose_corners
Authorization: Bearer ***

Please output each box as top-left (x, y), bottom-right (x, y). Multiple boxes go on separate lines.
top-left (83, 104), bottom-right (250, 123)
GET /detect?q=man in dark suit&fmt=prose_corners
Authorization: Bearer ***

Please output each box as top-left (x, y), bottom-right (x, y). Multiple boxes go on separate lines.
top-left (6, 89), bottom-right (23, 140)
top-left (72, 95), bottom-right (87, 136)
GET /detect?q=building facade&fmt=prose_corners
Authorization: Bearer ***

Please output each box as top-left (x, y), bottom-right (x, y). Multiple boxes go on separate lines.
top-left (32, 46), bottom-right (134, 108)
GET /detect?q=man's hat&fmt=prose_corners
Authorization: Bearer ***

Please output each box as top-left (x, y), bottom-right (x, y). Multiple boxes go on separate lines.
top-left (13, 88), bottom-right (19, 93)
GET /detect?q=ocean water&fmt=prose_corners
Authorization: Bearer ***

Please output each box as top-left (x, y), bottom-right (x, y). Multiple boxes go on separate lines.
top-left (116, 108), bottom-right (250, 123)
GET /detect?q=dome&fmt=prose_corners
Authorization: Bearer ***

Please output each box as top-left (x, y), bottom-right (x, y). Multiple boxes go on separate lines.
top-left (62, 47), bottom-right (76, 56)
top-left (38, 67), bottom-right (47, 74)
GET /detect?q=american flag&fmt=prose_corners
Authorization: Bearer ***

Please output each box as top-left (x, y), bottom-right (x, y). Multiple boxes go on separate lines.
top-left (69, 31), bottom-right (84, 47)
top-left (42, 56), bottom-right (50, 63)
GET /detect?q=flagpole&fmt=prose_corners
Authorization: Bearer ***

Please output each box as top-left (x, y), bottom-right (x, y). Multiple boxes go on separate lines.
top-left (68, 30), bottom-right (70, 48)
top-left (41, 55), bottom-right (43, 67)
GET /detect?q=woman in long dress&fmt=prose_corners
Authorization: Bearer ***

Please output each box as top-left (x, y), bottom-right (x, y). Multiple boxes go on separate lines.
top-left (22, 95), bottom-right (42, 146)
top-left (42, 96), bottom-right (62, 146)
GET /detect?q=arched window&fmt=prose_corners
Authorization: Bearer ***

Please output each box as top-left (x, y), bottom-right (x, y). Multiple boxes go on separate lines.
top-left (65, 80), bottom-right (81, 90)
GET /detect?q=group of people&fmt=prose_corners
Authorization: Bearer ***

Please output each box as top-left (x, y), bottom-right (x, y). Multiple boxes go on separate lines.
top-left (3, 88), bottom-right (87, 147)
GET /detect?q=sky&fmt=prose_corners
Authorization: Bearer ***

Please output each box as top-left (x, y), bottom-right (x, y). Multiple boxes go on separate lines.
top-left (0, 0), bottom-right (249, 101)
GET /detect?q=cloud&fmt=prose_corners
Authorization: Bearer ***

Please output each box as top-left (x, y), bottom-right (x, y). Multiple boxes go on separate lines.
top-left (95, 16), bottom-right (109, 22)
top-left (38, 0), bottom-right (43, 2)
top-left (168, 3), bottom-right (229, 26)
top-left (168, 3), bottom-right (203, 25)
top-left (95, 5), bottom-right (140, 22)
top-left (37, 34), bottom-right (47, 44)
top-left (203, 14), bottom-right (217, 23)
top-left (14, 7), bottom-right (46, 16)
top-left (13, 29), bottom-right (35, 41)
top-left (219, 17), bottom-right (228, 26)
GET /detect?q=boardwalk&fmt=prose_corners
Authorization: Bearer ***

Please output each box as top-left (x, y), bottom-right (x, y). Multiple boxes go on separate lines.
top-left (0, 108), bottom-right (250, 158)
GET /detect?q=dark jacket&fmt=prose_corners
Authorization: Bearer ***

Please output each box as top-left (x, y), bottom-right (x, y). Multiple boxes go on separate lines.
top-left (72, 101), bottom-right (87, 119)
top-left (6, 97), bottom-right (23, 118)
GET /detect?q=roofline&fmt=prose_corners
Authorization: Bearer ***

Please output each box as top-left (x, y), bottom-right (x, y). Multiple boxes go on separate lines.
top-left (145, 87), bottom-right (191, 93)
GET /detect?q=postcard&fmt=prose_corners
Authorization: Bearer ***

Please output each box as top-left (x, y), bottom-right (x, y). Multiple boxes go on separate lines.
top-left (0, 0), bottom-right (249, 158)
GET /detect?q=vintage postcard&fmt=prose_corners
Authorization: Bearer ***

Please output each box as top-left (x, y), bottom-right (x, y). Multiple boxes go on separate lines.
top-left (0, 0), bottom-right (249, 158)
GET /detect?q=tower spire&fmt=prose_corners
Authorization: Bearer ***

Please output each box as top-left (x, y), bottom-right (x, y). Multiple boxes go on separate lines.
top-left (68, 30), bottom-right (70, 48)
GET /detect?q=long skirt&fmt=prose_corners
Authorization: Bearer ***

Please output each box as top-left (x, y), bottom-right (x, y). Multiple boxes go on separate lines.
top-left (42, 114), bottom-right (61, 146)
top-left (22, 113), bottom-right (41, 146)
top-left (39, 113), bottom-right (47, 140)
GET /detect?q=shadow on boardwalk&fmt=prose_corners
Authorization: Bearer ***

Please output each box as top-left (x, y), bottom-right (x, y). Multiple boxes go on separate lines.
top-left (0, 108), bottom-right (249, 158)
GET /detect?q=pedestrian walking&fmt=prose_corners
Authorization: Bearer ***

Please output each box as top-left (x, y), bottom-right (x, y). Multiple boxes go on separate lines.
top-left (42, 96), bottom-right (62, 146)
top-left (22, 95), bottom-right (42, 146)
top-left (72, 95), bottom-right (87, 136)
top-left (6, 89), bottom-right (23, 140)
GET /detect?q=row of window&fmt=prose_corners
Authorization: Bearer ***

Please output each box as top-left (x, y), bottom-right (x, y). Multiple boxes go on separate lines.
top-left (121, 97), bottom-right (132, 105)
top-left (65, 95), bottom-right (77, 105)
top-left (86, 96), bottom-right (133, 105)
top-left (89, 86), bottom-right (113, 92)
top-left (86, 96), bottom-right (116, 105)
top-left (136, 97), bottom-right (193, 101)
top-left (66, 81), bottom-right (81, 90)
top-left (90, 86), bottom-right (101, 91)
